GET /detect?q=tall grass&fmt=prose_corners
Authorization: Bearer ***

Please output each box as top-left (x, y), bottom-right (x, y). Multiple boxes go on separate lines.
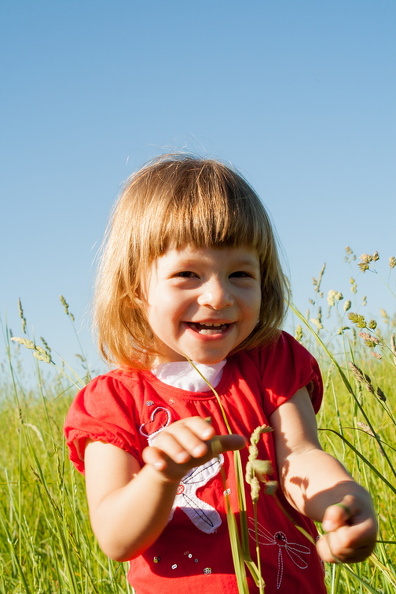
top-left (0, 250), bottom-right (395, 593)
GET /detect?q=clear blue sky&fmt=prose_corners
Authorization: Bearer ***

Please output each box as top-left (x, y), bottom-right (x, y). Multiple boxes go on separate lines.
top-left (1, 0), bottom-right (395, 375)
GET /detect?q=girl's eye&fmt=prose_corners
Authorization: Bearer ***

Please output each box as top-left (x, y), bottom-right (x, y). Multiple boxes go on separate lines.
top-left (175, 271), bottom-right (198, 279)
top-left (229, 271), bottom-right (252, 278)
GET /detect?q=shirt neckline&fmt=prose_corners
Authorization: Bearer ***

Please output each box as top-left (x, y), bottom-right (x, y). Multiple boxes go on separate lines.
top-left (145, 360), bottom-right (234, 400)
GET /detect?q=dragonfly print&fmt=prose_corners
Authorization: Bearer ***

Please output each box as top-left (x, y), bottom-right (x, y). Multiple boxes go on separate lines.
top-left (248, 518), bottom-right (311, 589)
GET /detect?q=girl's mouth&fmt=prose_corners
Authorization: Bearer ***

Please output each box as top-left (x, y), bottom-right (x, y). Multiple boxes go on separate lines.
top-left (186, 322), bottom-right (232, 335)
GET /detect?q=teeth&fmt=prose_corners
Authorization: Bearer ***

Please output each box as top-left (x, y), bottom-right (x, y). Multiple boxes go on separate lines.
top-left (189, 322), bottom-right (229, 334)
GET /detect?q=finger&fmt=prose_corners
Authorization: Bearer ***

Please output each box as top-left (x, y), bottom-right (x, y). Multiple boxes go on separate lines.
top-left (316, 532), bottom-right (355, 563)
top-left (180, 416), bottom-right (216, 441)
top-left (316, 529), bottom-right (376, 564)
top-left (153, 427), bottom-right (210, 463)
top-left (322, 496), bottom-right (355, 533)
top-left (318, 495), bottom-right (377, 563)
top-left (142, 445), bottom-right (171, 472)
top-left (209, 434), bottom-right (247, 457)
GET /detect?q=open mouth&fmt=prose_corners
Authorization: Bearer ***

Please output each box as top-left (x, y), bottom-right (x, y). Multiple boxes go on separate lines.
top-left (186, 322), bottom-right (232, 335)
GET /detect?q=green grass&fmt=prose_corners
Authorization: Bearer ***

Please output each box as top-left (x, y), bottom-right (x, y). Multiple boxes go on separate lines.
top-left (1, 250), bottom-right (395, 593)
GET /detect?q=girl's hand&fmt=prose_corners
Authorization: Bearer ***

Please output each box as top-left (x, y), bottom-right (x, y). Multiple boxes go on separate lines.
top-left (316, 494), bottom-right (377, 563)
top-left (142, 416), bottom-right (246, 482)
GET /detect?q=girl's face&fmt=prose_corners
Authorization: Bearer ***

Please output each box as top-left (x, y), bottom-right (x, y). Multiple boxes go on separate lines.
top-left (143, 245), bottom-right (261, 365)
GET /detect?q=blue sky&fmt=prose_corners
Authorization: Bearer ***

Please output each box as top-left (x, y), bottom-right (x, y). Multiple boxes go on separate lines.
top-left (1, 0), bottom-right (395, 375)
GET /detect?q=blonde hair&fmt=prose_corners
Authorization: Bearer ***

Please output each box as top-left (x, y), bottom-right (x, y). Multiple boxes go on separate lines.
top-left (94, 154), bottom-right (290, 368)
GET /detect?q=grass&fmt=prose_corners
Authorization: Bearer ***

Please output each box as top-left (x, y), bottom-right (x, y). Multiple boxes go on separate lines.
top-left (0, 249), bottom-right (395, 593)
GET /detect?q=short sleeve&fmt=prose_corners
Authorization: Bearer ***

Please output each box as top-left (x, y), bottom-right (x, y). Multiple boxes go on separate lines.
top-left (258, 331), bottom-right (323, 417)
top-left (64, 373), bottom-right (143, 474)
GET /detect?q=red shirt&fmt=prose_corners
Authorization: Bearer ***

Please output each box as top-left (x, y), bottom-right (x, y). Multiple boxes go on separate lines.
top-left (65, 332), bottom-right (327, 593)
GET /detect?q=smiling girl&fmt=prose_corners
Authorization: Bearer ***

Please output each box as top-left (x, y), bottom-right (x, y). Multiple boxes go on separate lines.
top-left (64, 154), bottom-right (376, 593)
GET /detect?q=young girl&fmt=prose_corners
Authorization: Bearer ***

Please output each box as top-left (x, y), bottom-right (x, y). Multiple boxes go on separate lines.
top-left (65, 154), bottom-right (377, 593)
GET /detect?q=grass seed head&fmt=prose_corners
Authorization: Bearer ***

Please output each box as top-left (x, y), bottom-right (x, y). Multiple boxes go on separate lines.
top-left (348, 312), bottom-right (366, 328)
top-left (327, 290), bottom-right (343, 307)
top-left (359, 332), bottom-right (379, 348)
top-left (343, 300), bottom-right (352, 312)
top-left (390, 334), bottom-right (396, 365)
top-left (349, 277), bottom-right (358, 294)
top-left (11, 337), bottom-right (35, 350)
top-left (18, 298), bottom-right (27, 334)
top-left (246, 425), bottom-right (277, 503)
top-left (376, 387), bottom-right (386, 402)
top-left (59, 295), bottom-right (75, 322)
top-left (295, 325), bottom-right (303, 342)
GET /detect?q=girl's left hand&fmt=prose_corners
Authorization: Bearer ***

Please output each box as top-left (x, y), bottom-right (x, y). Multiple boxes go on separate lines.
top-left (316, 494), bottom-right (377, 563)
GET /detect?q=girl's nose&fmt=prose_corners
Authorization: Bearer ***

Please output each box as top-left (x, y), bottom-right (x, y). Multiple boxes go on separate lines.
top-left (197, 280), bottom-right (233, 310)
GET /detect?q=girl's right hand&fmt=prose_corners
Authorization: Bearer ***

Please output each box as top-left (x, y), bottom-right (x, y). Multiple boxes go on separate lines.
top-left (142, 416), bottom-right (246, 482)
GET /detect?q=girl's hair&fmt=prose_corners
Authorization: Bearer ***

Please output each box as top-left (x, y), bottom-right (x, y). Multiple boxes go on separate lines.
top-left (94, 153), bottom-right (290, 367)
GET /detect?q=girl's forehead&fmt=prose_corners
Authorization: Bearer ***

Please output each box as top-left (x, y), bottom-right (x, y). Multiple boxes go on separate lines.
top-left (153, 245), bottom-right (260, 267)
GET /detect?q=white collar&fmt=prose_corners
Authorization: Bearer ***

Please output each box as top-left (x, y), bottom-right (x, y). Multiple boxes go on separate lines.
top-left (151, 360), bottom-right (226, 392)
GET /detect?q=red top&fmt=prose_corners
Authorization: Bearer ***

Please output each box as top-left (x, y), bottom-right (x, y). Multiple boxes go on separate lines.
top-left (65, 332), bottom-right (327, 593)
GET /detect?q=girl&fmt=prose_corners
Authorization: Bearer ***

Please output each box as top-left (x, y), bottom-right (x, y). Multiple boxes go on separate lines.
top-left (65, 154), bottom-right (377, 593)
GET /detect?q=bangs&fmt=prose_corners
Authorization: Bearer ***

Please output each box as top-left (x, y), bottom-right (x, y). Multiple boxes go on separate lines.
top-left (135, 157), bottom-right (272, 262)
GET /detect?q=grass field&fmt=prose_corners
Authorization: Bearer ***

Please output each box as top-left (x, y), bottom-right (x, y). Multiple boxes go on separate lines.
top-left (1, 249), bottom-right (395, 593)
